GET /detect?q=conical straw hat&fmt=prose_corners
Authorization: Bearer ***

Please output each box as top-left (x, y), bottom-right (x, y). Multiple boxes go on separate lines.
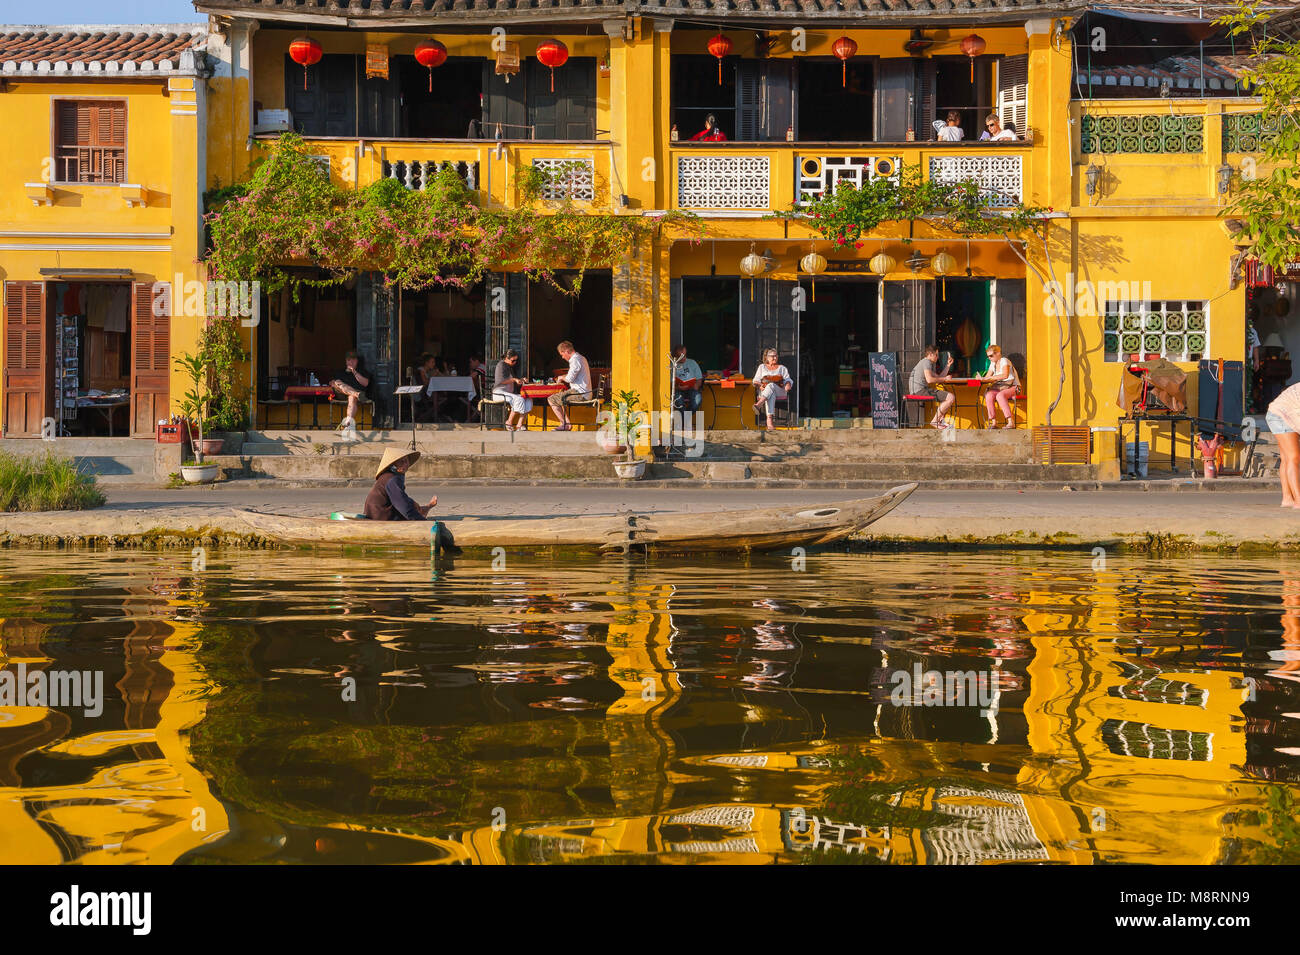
top-left (375, 446), bottom-right (420, 480)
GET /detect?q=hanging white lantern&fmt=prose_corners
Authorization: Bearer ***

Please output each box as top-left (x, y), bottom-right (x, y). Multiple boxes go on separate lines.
top-left (869, 252), bottom-right (897, 276)
top-left (800, 250), bottom-right (827, 302)
top-left (739, 245), bottom-right (766, 301)
top-left (931, 249), bottom-right (957, 299)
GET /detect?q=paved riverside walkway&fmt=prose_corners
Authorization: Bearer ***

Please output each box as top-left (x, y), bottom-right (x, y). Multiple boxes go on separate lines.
top-left (2, 484), bottom-right (1299, 551)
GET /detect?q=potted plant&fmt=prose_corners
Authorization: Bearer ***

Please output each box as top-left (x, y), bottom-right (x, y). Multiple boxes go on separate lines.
top-left (175, 352), bottom-right (220, 484)
top-left (610, 389), bottom-right (647, 480)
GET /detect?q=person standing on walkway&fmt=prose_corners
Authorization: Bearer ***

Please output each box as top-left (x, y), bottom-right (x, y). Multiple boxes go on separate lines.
top-left (548, 341), bottom-right (591, 432)
top-left (1267, 382), bottom-right (1300, 508)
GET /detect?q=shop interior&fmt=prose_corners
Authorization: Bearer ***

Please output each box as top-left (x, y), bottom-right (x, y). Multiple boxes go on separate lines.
top-left (258, 279), bottom-right (358, 398)
top-left (49, 280), bottom-right (132, 436)
top-left (1248, 281), bottom-right (1297, 413)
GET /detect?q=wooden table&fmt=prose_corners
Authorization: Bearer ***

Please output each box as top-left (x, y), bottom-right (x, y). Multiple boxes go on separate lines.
top-left (520, 383), bottom-right (566, 430)
top-left (423, 375), bottom-right (478, 423)
top-left (79, 398), bottom-right (130, 436)
top-left (703, 378), bottom-right (752, 430)
top-left (936, 378), bottom-right (987, 429)
top-left (283, 386), bottom-right (336, 428)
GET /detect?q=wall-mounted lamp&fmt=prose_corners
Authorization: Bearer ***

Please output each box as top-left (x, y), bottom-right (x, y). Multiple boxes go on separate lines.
top-left (1085, 163), bottom-right (1101, 197)
top-left (1217, 162), bottom-right (1233, 195)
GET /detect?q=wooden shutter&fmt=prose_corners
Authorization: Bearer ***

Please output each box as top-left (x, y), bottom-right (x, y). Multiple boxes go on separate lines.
top-left (763, 59), bottom-right (795, 141)
top-left (875, 59), bottom-right (915, 142)
top-left (997, 54), bottom-right (1029, 137)
top-left (287, 54), bottom-right (358, 137)
top-left (131, 282), bottom-right (169, 436)
top-left (3, 282), bottom-right (48, 436)
top-left (883, 280), bottom-right (935, 380)
top-left (735, 60), bottom-right (762, 141)
top-left (359, 61), bottom-right (401, 139)
top-left (914, 59), bottom-right (938, 139)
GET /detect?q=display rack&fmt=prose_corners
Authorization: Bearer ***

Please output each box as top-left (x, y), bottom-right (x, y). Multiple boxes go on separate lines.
top-left (56, 314), bottom-right (79, 434)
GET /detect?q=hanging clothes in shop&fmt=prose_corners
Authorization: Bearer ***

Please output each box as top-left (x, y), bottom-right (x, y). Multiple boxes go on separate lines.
top-left (104, 285), bottom-right (130, 333)
top-left (86, 285), bottom-right (114, 328)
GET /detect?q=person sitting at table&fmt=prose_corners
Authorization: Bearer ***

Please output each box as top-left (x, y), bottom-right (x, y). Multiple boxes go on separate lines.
top-left (330, 349), bottom-right (370, 431)
top-left (980, 344), bottom-right (1021, 428)
top-left (363, 447), bottom-right (461, 552)
top-left (721, 343), bottom-right (740, 377)
top-left (908, 344), bottom-right (956, 429)
top-left (751, 348), bottom-right (794, 432)
top-left (980, 113), bottom-right (1017, 141)
top-left (548, 340), bottom-right (592, 432)
top-left (493, 348), bottom-right (534, 432)
top-left (690, 113), bottom-right (727, 142)
top-left (672, 343), bottom-right (704, 414)
top-left (937, 111), bottom-right (965, 142)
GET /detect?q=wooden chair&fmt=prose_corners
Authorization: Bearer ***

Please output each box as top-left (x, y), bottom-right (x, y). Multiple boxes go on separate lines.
top-left (564, 373), bottom-right (608, 420)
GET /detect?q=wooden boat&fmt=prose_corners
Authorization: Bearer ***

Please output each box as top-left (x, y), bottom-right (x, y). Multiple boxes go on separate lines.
top-left (233, 483), bottom-right (916, 554)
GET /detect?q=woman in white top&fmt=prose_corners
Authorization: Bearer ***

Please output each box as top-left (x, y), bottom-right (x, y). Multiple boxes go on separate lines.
top-left (937, 110), bottom-right (965, 142)
top-left (980, 113), bottom-right (1017, 141)
top-left (981, 344), bottom-right (1020, 428)
top-left (751, 348), bottom-right (794, 431)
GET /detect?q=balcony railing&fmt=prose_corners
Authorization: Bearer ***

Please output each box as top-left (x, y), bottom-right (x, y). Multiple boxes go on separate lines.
top-left (671, 143), bottom-right (1029, 212)
top-left (382, 158), bottom-right (480, 191)
top-left (55, 146), bottom-right (126, 184)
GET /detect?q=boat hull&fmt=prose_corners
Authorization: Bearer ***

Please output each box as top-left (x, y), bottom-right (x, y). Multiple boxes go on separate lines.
top-left (233, 483), bottom-right (917, 554)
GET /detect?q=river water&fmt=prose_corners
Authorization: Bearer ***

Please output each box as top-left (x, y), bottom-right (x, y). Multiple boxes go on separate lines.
top-left (1, 548), bottom-right (1297, 864)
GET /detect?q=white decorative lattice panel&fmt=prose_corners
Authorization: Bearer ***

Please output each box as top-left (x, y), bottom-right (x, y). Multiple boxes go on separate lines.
top-left (1103, 299), bottom-right (1209, 362)
top-left (531, 157), bottom-right (595, 201)
top-left (796, 155), bottom-right (902, 202)
top-left (676, 155), bottom-right (770, 209)
top-left (927, 154), bottom-right (1022, 206)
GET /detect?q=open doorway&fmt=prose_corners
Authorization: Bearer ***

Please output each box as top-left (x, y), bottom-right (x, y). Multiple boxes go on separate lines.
top-left (936, 279), bottom-right (991, 377)
top-left (527, 272), bottom-right (612, 388)
top-left (399, 282), bottom-right (485, 422)
top-left (400, 57), bottom-right (482, 138)
top-left (681, 278), bottom-right (741, 375)
top-left (934, 56), bottom-right (995, 141)
top-left (671, 54), bottom-right (738, 140)
top-left (49, 281), bottom-right (133, 436)
top-left (797, 59), bottom-right (874, 141)
top-left (798, 279), bottom-right (878, 418)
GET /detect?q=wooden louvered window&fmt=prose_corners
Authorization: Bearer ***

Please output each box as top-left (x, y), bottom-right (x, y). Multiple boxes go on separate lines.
top-left (54, 99), bottom-right (127, 184)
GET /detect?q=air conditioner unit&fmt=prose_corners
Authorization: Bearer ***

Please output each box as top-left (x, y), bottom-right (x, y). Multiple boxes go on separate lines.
top-left (254, 108), bottom-right (293, 133)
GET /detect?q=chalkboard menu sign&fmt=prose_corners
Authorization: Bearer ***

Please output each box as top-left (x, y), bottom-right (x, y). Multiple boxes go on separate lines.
top-left (869, 351), bottom-right (900, 429)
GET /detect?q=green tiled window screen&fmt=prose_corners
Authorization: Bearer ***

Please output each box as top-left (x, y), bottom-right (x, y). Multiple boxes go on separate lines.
top-left (1080, 114), bottom-right (1204, 154)
top-left (1104, 300), bottom-right (1209, 362)
top-left (1222, 113), bottom-right (1283, 153)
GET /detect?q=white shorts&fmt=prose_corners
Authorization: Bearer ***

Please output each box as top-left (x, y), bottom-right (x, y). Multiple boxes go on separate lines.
top-left (494, 390), bottom-right (534, 414)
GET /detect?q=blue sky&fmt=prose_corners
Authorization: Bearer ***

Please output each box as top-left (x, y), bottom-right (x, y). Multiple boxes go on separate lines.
top-left (1, 0), bottom-right (203, 25)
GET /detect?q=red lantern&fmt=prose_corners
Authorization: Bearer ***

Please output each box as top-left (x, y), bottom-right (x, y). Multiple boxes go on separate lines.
top-left (960, 33), bottom-right (986, 82)
top-left (832, 36), bottom-right (857, 88)
top-left (289, 35), bottom-right (323, 91)
top-left (535, 39), bottom-right (568, 92)
top-left (414, 39), bottom-right (447, 93)
top-left (707, 34), bottom-right (732, 85)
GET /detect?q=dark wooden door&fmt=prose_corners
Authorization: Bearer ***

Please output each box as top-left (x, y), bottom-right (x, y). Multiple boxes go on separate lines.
top-left (287, 53), bottom-right (357, 137)
top-left (482, 61), bottom-right (527, 138)
top-left (359, 67), bottom-right (401, 139)
top-left (995, 278), bottom-right (1027, 385)
top-left (131, 282), bottom-right (169, 436)
top-left (3, 281), bottom-right (48, 436)
top-left (741, 279), bottom-right (800, 409)
top-left (526, 58), bottom-right (596, 139)
top-left (883, 280), bottom-right (936, 382)
top-left (764, 59), bottom-right (795, 141)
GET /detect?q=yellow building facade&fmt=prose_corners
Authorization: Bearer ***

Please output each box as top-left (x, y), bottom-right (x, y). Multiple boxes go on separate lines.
top-left (2, 6), bottom-right (1281, 462)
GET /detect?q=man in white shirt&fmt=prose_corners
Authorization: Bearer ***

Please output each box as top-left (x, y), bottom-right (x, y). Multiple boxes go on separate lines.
top-left (549, 340), bottom-right (592, 431)
top-left (671, 343), bottom-right (704, 413)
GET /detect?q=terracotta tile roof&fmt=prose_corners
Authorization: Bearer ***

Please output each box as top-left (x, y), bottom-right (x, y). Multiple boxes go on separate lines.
top-left (0, 25), bottom-right (205, 75)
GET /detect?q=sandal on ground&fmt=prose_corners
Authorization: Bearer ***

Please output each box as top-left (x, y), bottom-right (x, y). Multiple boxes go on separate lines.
top-left (555, 424), bottom-right (572, 432)
top-left (1002, 422), bottom-right (1015, 429)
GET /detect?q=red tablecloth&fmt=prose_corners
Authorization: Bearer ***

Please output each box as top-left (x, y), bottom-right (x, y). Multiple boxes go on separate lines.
top-left (284, 386), bottom-right (335, 400)
top-left (520, 383), bottom-right (566, 399)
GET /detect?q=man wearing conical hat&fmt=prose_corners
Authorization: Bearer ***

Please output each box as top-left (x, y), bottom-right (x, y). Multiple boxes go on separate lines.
top-left (363, 447), bottom-right (460, 551)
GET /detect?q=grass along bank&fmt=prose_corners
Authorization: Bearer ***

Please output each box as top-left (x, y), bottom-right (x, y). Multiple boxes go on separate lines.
top-left (0, 452), bottom-right (106, 512)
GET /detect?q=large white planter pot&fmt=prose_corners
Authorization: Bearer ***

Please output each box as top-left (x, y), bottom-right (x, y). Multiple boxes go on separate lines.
top-left (614, 460), bottom-right (646, 480)
top-left (181, 463), bottom-right (220, 484)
